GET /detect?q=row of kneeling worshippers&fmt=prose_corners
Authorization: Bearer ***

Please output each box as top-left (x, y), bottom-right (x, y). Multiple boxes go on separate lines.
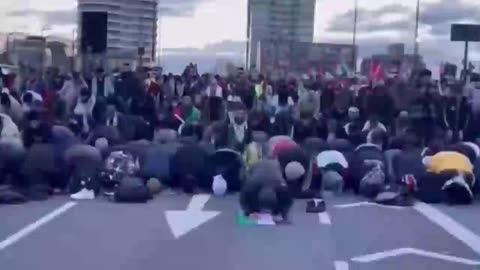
top-left (1, 122), bottom-right (478, 212)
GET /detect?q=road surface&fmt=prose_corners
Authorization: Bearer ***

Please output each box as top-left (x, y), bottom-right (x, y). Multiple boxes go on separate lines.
top-left (1, 193), bottom-right (480, 270)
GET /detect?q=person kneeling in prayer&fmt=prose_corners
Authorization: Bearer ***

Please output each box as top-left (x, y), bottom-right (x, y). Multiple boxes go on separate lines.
top-left (240, 160), bottom-right (293, 224)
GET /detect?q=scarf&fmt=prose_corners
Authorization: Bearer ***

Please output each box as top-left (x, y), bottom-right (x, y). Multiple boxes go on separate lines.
top-left (74, 96), bottom-right (96, 134)
top-left (232, 122), bottom-right (247, 143)
top-left (107, 113), bottom-right (118, 127)
top-left (362, 121), bottom-right (387, 132)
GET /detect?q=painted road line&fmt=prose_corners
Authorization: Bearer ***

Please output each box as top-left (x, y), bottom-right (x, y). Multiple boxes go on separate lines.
top-left (351, 247), bottom-right (480, 265)
top-left (165, 194), bottom-right (221, 239)
top-left (334, 260), bottom-right (349, 270)
top-left (0, 202), bottom-right (77, 251)
top-left (414, 202), bottom-right (480, 256)
top-left (334, 201), bottom-right (404, 210)
top-left (318, 212), bottom-right (332, 225)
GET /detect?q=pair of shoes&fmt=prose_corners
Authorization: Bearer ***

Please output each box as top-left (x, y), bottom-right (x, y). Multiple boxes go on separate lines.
top-left (70, 188), bottom-right (95, 200)
top-left (306, 199), bottom-right (326, 213)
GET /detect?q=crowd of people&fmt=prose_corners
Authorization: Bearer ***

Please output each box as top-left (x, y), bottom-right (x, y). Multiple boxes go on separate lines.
top-left (0, 62), bottom-right (480, 223)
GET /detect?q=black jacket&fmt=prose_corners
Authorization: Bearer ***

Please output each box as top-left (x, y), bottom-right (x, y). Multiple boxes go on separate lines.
top-left (442, 96), bottom-right (471, 132)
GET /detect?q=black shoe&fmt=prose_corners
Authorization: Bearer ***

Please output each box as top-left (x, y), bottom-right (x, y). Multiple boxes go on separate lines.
top-left (306, 199), bottom-right (326, 213)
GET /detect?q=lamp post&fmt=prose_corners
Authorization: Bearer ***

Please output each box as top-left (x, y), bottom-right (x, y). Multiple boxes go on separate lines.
top-left (352, 0), bottom-right (358, 73)
top-left (413, 0), bottom-right (420, 71)
top-left (5, 32), bottom-right (15, 64)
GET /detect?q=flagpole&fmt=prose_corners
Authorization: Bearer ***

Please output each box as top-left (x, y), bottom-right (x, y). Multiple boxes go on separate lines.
top-left (352, 0), bottom-right (358, 73)
top-left (413, 0), bottom-right (420, 72)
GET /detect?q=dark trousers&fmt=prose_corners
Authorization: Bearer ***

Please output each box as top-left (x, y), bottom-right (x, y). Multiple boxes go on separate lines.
top-left (416, 171), bottom-right (474, 203)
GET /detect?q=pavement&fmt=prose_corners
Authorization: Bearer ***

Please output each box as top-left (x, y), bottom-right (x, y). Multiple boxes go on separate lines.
top-left (1, 193), bottom-right (480, 270)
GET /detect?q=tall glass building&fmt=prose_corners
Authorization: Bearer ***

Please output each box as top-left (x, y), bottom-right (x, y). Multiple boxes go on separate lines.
top-left (247, 0), bottom-right (316, 69)
top-left (78, 0), bottom-right (157, 64)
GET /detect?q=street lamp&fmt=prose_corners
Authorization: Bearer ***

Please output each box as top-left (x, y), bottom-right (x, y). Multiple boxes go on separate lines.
top-left (5, 32), bottom-right (16, 63)
top-left (413, 0), bottom-right (420, 71)
top-left (352, 0), bottom-right (358, 73)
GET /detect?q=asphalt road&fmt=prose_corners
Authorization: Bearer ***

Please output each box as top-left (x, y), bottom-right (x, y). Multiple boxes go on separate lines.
top-left (1, 193), bottom-right (480, 270)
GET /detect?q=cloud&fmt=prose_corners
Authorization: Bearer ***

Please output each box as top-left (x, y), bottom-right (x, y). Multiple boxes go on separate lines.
top-left (4, 0), bottom-right (212, 28)
top-left (328, 0), bottom-right (480, 38)
top-left (159, 0), bottom-right (212, 17)
top-left (328, 4), bottom-right (413, 33)
top-left (421, 0), bottom-right (480, 26)
top-left (7, 9), bottom-right (76, 26)
top-left (163, 40), bottom-right (245, 55)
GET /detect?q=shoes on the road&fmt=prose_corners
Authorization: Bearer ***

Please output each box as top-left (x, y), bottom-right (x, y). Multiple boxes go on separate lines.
top-left (306, 199), bottom-right (326, 213)
top-left (70, 188), bottom-right (95, 200)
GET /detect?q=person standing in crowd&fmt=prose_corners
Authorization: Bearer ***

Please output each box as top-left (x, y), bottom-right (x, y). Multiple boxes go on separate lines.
top-left (179, 95), bottom-right (201, 125)
top-left (368, 84), bottom-right (395, 126)
top-left (90, 68), bottom-right (115, 98)
top-left (409, 69), bottom-right (441, 144)
top-left (58, 72), bottom-right (86, 114)
top-left (73, 87), bottom-right (96, 137)
top-left (343, 107), bottom-right (364, 146)
top-left (219, 108), bottom-right (251, 152)
top-left (206, 77), bottom-right (224, 122)
top-left (442, 83), bottom-right (471, 143)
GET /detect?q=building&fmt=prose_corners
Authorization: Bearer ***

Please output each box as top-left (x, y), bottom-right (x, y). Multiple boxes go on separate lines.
top-left (387, 43), bottom-right (405, 60)
top-left (78, 0), bottom-right (158, 68)
top-left (360, 43), bottom-right (425, 78)
top-left (247, 0), bottom-right (316, 69)
top-left (10, 36), bottom-right (48, 72)
top-left (259, 41), bottom-right (355, 77)
top-left (47, 41), bottom-right (69, 72)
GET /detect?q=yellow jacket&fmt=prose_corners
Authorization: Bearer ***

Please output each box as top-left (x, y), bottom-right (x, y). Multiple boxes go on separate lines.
top-left (426, 151), bottom-right (473, 175)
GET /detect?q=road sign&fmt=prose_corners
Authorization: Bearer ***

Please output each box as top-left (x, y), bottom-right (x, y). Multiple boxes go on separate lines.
top-left (451, 24), bottom-right (480, 42)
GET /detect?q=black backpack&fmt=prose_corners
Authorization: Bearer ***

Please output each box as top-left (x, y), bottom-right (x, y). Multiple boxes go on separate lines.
top-left (114, 176), bottom-right (151, 203)
top-left (0, 185), bottom-right (26, 204)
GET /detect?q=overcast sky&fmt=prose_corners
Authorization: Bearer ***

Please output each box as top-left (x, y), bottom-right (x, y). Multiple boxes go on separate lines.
top-left (1, 0), bottom-right (480, 69)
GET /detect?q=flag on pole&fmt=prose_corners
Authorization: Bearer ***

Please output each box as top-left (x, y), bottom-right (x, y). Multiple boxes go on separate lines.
top-left (336, 63), bottom-right (350, 77)
top-left (368, 61), bottom-right (384, 82)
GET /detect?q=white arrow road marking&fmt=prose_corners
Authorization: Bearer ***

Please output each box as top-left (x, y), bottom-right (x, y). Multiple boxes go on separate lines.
top-left (318, 212), bottom-right (331, 225)
top-left (351, 247), bottom-right (480, 265)
top-left (334, 201), bottom-right (404, 210)
top-left (334, 260), bottom-right (349, 270)
top-left (314, 199), bottom-right (332, 225)
top-left (0, 202), bottom-right (77, 251)
top-left (414, 202), bottom-right (480, 256)
top-left (165, 194), bottom-right (220, 239)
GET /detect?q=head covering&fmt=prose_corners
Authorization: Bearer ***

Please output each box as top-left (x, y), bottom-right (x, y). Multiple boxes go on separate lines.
top-left (95, 137), bottom-right (109, 152)
top-left (284, 161), bottom-right (306, 181)
top-left (348, 107), bottom-right (359, 114)
top-left (316, 150), bottom-right (348, 169)
top-left (146, 178), bottom-right (162, 194)
top-left (212, 174), bottom-right (228, 196)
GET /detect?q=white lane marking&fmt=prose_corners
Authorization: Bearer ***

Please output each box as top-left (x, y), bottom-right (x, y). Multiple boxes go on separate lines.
top-left (351, 247), bottom-right (480, 265)
top-left (318, 212), bottom-right (332, 225)
top-left (166, 194), bottom-right (220, 239)
top-left (187, 194), bottom-right (211, 211)
top-left (334, 260), bottom-right (349, 270)
top-left (334, 201), bottom-right (404, 210)
top-left (414, 202), bottom-right (480, 256)
top-left (0, 202), bottom-right (77, 251)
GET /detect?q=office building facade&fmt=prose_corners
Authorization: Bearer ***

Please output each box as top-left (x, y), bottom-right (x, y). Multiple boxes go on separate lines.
top-left (78, 0), bottom-right (158, 65)
top-left (247, 0), bottom-right (316, 69)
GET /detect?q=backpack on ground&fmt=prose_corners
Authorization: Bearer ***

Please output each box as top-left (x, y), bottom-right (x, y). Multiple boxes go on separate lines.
top-left (0, 185), bottom-right (26, 204)
top-left (359, 161), bottom-right (385, 198)
top-left (114, 176), bottom-right (151, 203)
